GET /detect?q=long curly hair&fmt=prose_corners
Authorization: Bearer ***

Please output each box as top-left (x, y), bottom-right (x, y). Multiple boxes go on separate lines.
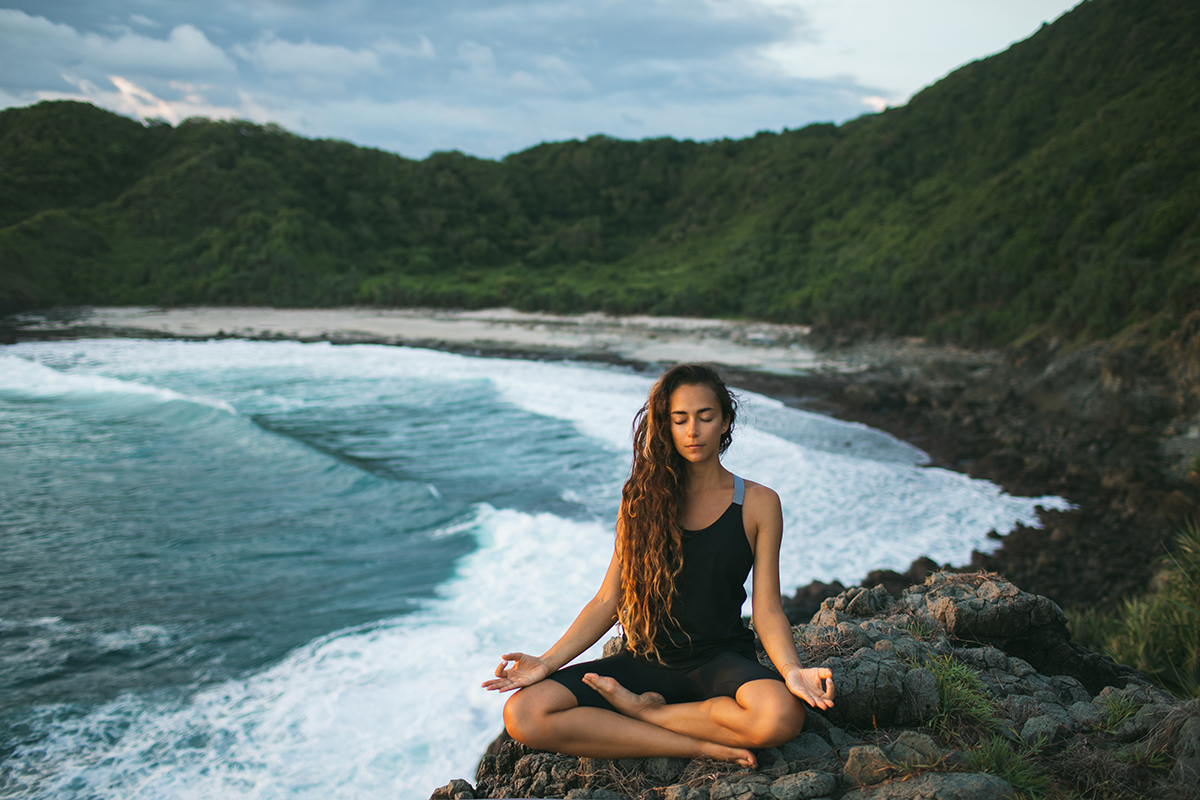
top-left (616, 364), bottom-right (738, 661)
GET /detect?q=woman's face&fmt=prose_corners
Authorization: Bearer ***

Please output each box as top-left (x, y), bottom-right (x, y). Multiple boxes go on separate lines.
top-left (668, 383), bottom-right (729, 464)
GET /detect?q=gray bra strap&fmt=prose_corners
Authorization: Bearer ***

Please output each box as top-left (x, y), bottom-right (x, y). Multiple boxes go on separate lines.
top-left (732, 474), bottom-right (745, 505)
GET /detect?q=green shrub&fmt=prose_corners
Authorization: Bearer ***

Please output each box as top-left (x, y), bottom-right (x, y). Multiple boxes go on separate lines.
top-left (1067, 523), bottom-right (1200, 699)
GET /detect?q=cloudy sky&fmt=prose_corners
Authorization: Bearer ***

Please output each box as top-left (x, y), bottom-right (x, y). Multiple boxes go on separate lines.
top-left (1, 1), bottom-right (1079, 159)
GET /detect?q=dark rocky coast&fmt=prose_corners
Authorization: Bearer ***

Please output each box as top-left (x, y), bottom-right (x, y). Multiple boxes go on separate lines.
top-left (432, 576), bottom-right (1200, 800)
top-left (728, 314), bottom-right (1200, 616)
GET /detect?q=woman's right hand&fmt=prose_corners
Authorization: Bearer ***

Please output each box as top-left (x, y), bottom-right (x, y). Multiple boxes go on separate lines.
top-left (481, 652), bottom-right (552, 692)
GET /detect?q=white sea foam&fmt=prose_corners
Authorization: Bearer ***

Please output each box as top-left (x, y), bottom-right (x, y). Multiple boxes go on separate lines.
top-left (10, 506), bottom-right (612, 799)
top-left (0, 353), bottom-right (236, 413)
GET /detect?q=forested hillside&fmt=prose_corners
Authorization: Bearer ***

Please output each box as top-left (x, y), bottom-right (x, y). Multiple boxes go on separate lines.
top-left (2, 0), bottom-right (1197, 346)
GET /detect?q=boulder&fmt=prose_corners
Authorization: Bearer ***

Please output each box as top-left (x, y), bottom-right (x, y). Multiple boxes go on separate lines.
top-left (768, 770), bottom-right (836, 800)
top-left (779, 733), bottom-right (837, 770)
top-left (842, 772), bottom-right (1016, 799)
top-left (884, 731), bottom-right (943, 766)
top-left (1020, 715), bottom-right (1069, 745)
top-left (843, 745), bottom-right (894, 787)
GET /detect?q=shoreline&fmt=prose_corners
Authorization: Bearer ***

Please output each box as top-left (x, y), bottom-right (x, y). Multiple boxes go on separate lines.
top-left (5, 305), bottom-right (1197, 612)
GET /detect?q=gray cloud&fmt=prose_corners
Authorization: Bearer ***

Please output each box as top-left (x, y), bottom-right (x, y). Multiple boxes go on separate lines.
top-left (0, 1), bottom-right (1078, 158)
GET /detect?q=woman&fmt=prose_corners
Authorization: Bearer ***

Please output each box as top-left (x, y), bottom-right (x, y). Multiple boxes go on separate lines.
top-left (482, 364), bottom-right (834, 768)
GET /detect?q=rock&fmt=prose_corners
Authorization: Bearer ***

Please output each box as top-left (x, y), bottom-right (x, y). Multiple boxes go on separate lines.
top-left (899, 667), bottom-right (940, 724)
top-left (826, 726), bottom-right (857, 750)
top-left (593, 789), bottom-right (630, 800)
top-left (885, 731), bottom-right (943, 766)
top-left (800, 709), bottom-right (832, 737)
top-left (842, 772), bottom-right (1016, 799)
top-left (782, 580), bottom-right (847, 624)
top-left (894, 574), bottom-right (1148, 695)
top-left (642, 757), bottom-right (687, 784)
top-left (1035, 702), bottom-right (1074, 729)
top-left (1174, 714), bottom-right (1200, 757)
top-left (1050, 675), bottom-right (1090, 705)
top-left (843, 745), bottom-right (894, 787)
top-left (1134, 702), bottom-right (1173, 733)
top-left (769, 770), bottom-right (837, 800)
top-left (823, 649), bottom-right (907, 729)
top-left (999, 694), bottom-right (1039, 724)
top-left (863, 557), bottom-right (943, 600)
top-left (429, 778), bottom-right (474, 799)
top-left (1115, 702), bottom-right (1174, 742)
top-left (711, 775), bottom-right (772, 800)
top-left (1021, 715), bottom-right (1069, 745)
top-left (907, 574), bottom-right (1066, 643)
top-left (1067, 700), bottom-right (1102, 729)
top-left (603, 636), bottom-right (626, 658)
top-left (1169, 715), bottom-right (1200, 786)
top-left (756, 747), bottom-right (786, 775)
top-left (779, 733), bottom-right (836, 768)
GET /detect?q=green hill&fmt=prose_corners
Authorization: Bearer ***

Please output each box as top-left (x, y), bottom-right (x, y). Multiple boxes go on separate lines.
top-left (2, 0), bottom-right (1197, 346)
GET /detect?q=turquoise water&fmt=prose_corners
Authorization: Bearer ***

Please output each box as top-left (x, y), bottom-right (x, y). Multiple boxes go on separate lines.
top-left (0, 339), bottom-right (1068, 798)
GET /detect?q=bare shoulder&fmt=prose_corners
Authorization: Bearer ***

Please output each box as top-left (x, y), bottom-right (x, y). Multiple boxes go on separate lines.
top-left (742, 479), bottom-right (781, 515)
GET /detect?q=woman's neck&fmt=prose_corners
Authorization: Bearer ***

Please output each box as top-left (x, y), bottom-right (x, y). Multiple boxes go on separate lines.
top-left (683, 457), bottom-right (727, 494)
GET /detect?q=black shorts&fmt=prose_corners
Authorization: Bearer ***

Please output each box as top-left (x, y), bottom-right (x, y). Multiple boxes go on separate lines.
top-left (545, 650), bottom-right (784, 711)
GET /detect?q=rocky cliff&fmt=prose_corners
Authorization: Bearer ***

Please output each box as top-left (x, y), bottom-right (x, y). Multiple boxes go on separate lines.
top-left (431, 574), bottom-right (1200, 800)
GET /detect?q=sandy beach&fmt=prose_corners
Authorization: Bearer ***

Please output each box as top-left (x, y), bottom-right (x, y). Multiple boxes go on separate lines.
top-left (6, 306), bottom-right (993, 377)
top-left (10, 306), bottom-right (831, 372)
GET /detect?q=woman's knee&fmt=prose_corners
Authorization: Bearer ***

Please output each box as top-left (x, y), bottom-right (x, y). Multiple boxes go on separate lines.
top-left (744, 697), bottom-right (806, 748)
top-left (502, 690), bottom-right (539, 745)
top-left (503, 683), bottom-right (574, 748)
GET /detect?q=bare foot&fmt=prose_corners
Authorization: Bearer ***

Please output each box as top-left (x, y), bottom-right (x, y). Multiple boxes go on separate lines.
top-left (582, 673), bottom-right (665, 721)
top-left (699, 741), bottom-right (757, 769)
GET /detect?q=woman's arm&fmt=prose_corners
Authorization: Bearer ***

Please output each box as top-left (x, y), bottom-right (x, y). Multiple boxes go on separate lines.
top-left (746, 485), bottom-right (835, 711)
top-left (482, 546), bottom-right (622, 692)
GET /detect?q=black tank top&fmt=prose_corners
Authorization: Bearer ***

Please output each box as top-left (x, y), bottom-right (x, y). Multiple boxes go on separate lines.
top-left (651, 475), bottom-right (756, 666)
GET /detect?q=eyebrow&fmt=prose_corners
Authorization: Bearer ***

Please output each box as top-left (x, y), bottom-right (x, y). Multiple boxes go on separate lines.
top-left (672, 407), bottom-right (717, 415)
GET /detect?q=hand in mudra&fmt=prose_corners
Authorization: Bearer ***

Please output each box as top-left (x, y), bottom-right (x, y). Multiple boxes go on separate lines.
top-left (482, 652), bottom-right (551, 692)
top-left (784, 666), bottom-right (835, 710)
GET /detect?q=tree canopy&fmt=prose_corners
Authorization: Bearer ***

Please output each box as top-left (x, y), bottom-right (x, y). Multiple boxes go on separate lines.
top-left (2, 0), bottom-right (1197, 346)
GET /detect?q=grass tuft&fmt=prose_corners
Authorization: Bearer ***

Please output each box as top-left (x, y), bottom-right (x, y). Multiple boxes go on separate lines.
top-left (963, 734), bottom-right (1053, 800)
top-left (1053, 737), bottom-right (1158, 799)
top-left (1097, 694), bottom-right (1139, 732)
top-left (925, 653), bottom-right (1001, 740)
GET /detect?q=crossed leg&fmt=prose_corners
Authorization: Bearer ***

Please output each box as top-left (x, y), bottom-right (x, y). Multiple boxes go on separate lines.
top-left (584, 673), bottom-right (806, 750)
top-left (503, 675), bottom-right (806, 768)
top-left (503, 679), bottom-right (758, 767)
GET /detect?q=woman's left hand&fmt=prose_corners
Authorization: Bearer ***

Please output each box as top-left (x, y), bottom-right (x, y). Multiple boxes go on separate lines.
top-left (783, 665), bottom-right (835, 710)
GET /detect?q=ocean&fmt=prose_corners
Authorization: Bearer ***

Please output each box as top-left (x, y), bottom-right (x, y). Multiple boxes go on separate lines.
top-left (0, 339), bottom-right (1068, 798)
